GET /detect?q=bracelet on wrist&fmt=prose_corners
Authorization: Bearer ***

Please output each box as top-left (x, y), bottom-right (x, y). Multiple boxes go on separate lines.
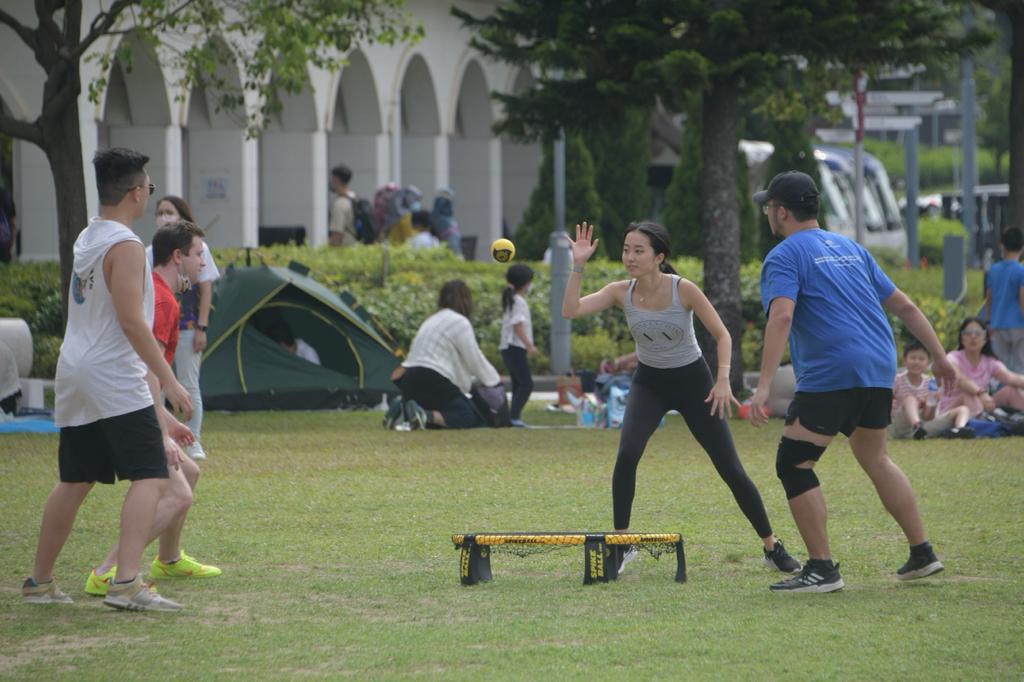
top-left (572, 264), bottom-right (585, 274)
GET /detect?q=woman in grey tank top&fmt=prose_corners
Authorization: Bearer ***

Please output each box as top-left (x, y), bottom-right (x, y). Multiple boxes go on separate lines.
top-left (561, 221), bottom-right (801, 575)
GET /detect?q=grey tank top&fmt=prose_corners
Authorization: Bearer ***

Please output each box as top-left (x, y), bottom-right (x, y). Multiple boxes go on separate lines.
top-left (623, 275), bottom-right (702, 369)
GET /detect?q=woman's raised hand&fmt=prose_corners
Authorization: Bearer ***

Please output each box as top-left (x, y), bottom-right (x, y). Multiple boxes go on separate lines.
top-left (567, 221), bottom-right (600, 265)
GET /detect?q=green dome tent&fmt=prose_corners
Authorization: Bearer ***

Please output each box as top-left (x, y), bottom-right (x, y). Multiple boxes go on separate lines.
top-left (200, 263), bottom-right (400, 410)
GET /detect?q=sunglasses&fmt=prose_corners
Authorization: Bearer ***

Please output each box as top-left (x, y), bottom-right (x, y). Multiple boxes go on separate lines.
top-left (125, 183), bottom-right (156, 196)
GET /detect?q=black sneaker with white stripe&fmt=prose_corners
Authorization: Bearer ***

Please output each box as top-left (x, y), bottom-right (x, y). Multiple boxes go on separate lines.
top-left (763, 539), bottom-right (801, 573)
top-left (896, 548), bottom-right (944, 581)
top-left (769, 561), bottom-right (844, 593)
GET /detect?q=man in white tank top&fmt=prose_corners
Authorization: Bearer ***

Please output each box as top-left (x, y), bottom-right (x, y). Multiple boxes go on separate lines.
top-left (23, 148), bottom-right (193, 612)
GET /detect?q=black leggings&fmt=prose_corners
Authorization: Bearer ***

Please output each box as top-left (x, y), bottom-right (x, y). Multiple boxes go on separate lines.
top-left (501, 346), bottom-right (534, 420)
top-left (612, 359), bottom-right (773, 539)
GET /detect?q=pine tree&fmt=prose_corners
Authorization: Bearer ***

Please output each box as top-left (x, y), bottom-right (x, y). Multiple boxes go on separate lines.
top-left (515, 133), bottom-right (603, 260)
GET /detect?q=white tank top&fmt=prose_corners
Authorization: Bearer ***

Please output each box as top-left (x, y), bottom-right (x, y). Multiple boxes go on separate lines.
top-left (623, 275), bottom-right (702, 369)
top-left (55, 218), bottom-right (154, 427)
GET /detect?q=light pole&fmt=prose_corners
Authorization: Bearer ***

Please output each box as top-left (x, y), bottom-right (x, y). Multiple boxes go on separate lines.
top-left (854, 71), bottom-right (868, 245)
top-left (548, 128), bottom-right (571, 375)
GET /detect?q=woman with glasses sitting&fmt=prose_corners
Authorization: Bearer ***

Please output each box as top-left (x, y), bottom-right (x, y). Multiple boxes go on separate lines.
top-left (938, 317), bottom-right (1024, 418)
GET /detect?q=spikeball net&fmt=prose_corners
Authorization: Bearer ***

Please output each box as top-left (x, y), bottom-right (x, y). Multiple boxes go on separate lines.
top-left (450, 532), bottom-right (686, 585)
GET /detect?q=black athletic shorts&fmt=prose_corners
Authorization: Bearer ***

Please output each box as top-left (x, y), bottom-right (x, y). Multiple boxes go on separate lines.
top-left (58, 405), bottom-right (168, 483)
top-left (784, 388), bottom-right (893, 437)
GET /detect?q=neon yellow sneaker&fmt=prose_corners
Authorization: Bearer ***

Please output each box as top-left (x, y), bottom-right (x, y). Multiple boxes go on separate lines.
top-left (85, 566), bottom-right (116, 597)
top-left (149, 551), bottom-right (222, 579)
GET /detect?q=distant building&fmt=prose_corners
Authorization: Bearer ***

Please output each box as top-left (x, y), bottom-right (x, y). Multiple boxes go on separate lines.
top-left (0, 0), bottom-right (540, 259)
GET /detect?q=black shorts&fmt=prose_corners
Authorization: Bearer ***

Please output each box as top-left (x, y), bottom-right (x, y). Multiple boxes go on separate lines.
top-left (58, 405), bottom-right (168, 483)
top-left (784, 388), bottom-right (893, 437)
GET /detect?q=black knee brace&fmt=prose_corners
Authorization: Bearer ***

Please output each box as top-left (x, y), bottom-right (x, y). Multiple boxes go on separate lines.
top-left (776, 437), bottom-right (827, 499)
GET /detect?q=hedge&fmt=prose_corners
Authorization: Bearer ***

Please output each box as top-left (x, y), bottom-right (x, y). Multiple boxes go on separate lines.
top-left (1, 243), bottom-right (986, 379)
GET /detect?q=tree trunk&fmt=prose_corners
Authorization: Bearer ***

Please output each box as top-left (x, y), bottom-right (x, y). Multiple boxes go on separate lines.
top-left (41, 98), bottom-right (88, 325)
top-left (1009, 4), bottom-right (1024, 234)
top-left (700, 80), bottom-right (744, 394)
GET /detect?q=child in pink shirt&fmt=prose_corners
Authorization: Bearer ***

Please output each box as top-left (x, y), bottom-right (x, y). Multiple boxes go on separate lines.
top-left (891, 340), bottom-right (971, 439)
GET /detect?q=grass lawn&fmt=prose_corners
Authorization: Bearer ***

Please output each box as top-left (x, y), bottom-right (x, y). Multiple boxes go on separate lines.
top-left (1, 405), bottom-right (1022, 679)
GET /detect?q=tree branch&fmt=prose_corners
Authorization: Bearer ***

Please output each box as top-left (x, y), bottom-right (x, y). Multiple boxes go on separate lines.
top-left (0, 7), bottom-right (39, 52)
top-left (0, 110), bottom-right (44, 147)
top-left (34, 0), bottom-right (65, 47)
top-left (71, 0), bottom-right (139, 61)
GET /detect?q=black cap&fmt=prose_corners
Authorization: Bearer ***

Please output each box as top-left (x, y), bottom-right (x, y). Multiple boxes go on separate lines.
top-left (752, 171), bottom-right (819, 207)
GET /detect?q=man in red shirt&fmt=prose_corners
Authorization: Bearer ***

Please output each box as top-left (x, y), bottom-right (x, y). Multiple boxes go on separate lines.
top-left (86, 221), bottom-right (221, 597)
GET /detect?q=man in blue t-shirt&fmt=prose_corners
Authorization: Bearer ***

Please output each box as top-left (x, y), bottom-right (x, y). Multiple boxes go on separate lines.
top-left (983, 228), bottom-right (1024, 374)
top-left (749, 170), bottom-right (956, 593)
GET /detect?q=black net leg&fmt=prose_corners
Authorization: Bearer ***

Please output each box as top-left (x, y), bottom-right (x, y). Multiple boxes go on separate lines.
top-left (674, 539), bottom-right (687, 583)
top-left (460, 541), bottom-right (492, 585)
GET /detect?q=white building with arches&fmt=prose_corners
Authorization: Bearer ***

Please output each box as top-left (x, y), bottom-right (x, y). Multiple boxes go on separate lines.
top-left (0, 0), bottom-right (541, 260)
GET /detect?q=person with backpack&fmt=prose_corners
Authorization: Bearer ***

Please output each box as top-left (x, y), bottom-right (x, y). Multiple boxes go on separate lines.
top-left (328, 165), bottom-right (358, 247)
top-left (431, 188), bottom-right (463, 258)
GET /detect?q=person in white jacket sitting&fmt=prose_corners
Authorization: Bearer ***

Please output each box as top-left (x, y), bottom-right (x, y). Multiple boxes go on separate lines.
top-left (387, 280), bottom-right (501, 429)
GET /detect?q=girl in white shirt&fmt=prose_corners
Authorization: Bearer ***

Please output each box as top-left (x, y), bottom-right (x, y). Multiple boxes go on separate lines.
top-left (499, 265), bottom-right (537, 426)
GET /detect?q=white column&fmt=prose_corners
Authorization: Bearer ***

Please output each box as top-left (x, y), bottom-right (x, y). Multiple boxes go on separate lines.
top-left (242, 136), bottom-right (260, 247)
top-left (433, 134), bottom-right (449, 194)
top-left (488, 137), bottom-right (502, 243)
top-left (374, 133), bottom-right (390, 187)
top-left (390, 93), bottom-right (402, 185)
top-left (163, 124), bottom-right (183, 197)
top-left (310, 129), bottom-right (328, 246)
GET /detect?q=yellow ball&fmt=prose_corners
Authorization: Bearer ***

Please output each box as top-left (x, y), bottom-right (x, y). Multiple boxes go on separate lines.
top-left (490, 238), bottom-right (515, 263)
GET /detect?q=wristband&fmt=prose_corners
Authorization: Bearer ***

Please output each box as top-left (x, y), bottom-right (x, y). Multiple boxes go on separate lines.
top-left (572, 264), bottom-right (585, 274)
top-left (196, 324), bottom-right (208, 332)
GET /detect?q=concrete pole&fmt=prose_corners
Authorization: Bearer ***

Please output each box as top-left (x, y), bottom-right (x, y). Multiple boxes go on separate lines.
top-left (904, 80), bottom-right (920, 268)
top-left (854, 71), bottom-right (868, 245)
top-left (549, 129), bottom-right (571, 375)
top-left (962, 4), bottom-right (978, 268)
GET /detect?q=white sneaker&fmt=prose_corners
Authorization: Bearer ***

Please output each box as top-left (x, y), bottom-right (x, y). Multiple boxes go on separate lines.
top-left (185, 442), bottom-right (207, 461)
top-left (618, 546), bottom-right (639, 574)
top-left (104, 575), bottom-right (182, 612)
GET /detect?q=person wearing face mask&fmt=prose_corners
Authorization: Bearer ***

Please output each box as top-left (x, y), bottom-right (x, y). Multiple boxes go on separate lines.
top-left (150, 196), bottom-right (220, 461)
top-left (384, 185), bottom-right (422, 244)
top-left (562, 220), bottom-right (801, 578)
top-left (499, 265), bottom-right (537, 427)
top-left (85, 221), bottom-right (222, 600)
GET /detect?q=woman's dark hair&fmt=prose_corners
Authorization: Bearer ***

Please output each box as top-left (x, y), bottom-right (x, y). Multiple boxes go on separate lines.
top-left (624, 221), bottom-right (677, 275)
top-left (502, 264), bottom-right (534, 313)
top-left (956, 317), bottom-right (996, 357)
top-left (156, 195), bottom-right (196, 224)
top-left (438, 279), bottom-right (473, 318)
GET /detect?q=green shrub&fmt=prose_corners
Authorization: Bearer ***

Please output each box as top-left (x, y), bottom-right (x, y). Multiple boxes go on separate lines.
top-left (31, 334), bottom-right (62, 379)
top-left (917, 217), bottom-right (968, 266)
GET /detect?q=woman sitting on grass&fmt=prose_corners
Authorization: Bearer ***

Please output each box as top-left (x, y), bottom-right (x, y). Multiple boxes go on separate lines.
top-left (938, 317), bottom-right (1024, 418)
top-left (386, 280), bottom-right (502, 430)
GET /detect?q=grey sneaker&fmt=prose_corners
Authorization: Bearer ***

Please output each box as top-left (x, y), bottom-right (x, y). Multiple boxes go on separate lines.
top-left (404, 400), bottom-right (428, 430)
top-left (769, 561), bottom-right (844, 593)
top-left (897, 548), bottom-right (944, 581)
top-left (22, 577), bottom-right (73, 604)
top-left (763, 540), bottom-right (802, 573)
top-left (383, 398), bottom-right (404, 429)
top-left (104, 575), bottom-right (182, 612)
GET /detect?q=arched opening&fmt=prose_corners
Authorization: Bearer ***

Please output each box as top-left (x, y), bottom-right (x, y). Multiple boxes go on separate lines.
top-left (98, 33), bottom-right (172, 245)
top-left (182, 37), bottom-right (248, 248)
top-left (399, 55), bottom-right (441, 199)
top-left (448, 60), bottom-right (497, 259)
top-left (501, 69), bottom-right (542, 240)
top-left (328, 50), bottom-right (384, 200)
top-left (259, 75), bottom-right (319, 245)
